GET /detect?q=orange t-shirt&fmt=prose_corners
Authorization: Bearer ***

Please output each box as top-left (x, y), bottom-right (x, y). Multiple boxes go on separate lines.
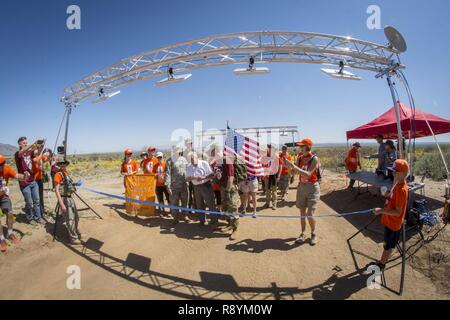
top-left (382, 182), bottom-right (409, 231)
top-left (0, 164), bottom-right (17, 185)
top-left (121, 160), bottom-right (139, 175)
top-left (32, 155), bottom-right (47, 181)
top-left (141, 157), bottom-right (158, 174)
top-left (53, 171), bottom-right (67, 185)
top-left (345, 148), bottom-right (360, 172)
top-left (279, 152), bottom-right (292, 175)
top-left (153, 160), bottom-right (166, 187)
top-left (297, 152), bottom-right (318, 184)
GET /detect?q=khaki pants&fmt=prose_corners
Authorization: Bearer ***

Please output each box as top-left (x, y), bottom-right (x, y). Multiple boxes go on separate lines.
top-left (265, 175), bottom-right (277, 206)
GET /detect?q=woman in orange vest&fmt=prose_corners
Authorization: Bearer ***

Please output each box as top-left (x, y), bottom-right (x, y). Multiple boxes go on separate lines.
top-left (345, 142), bottom-right (362, 189)
top-left (121, 149), bottom-right (138, 188)
top-left (284, 138), bottom-right (320, 246)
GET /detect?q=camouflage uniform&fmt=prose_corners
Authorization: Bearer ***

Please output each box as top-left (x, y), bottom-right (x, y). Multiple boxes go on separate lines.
top-left (221, 185), bottom-right (240, 230)
top-left (164, 155), bottom-right (189, 222)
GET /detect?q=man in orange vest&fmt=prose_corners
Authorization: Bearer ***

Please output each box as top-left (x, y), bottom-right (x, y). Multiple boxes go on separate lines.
top-left (345, 142), bottom-right (362, 189)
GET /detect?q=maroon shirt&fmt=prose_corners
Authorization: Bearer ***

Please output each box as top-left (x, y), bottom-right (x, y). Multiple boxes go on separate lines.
top-left (15, 149), bottom-right (35, 188)
top-left (220, 163), bottom-right (234, 187)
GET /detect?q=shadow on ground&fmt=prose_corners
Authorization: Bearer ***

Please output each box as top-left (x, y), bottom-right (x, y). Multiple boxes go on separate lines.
top-left (59, 236), bottom-right (371, 300)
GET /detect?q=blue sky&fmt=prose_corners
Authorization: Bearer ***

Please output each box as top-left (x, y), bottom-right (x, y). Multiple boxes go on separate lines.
top-left (1, 0), bottom-right (449, 154)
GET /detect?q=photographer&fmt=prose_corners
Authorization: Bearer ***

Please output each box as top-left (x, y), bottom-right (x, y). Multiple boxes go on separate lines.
top-left (0, 154), bottom-right (30, 252)
top-left (14, 137), bottom-right (45, 226)
top-left (54, 160), bottom-right (82, 245)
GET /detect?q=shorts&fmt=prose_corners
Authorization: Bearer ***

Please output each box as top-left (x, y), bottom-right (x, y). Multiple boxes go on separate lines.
top-left (296, 182), bottom-right (320, 210)
top-left (383, 226), bottom-right (401, 250)
top-left (239, 179), bottom-right (258, 193)
top-left (0, 196), bottom-right (13, 215)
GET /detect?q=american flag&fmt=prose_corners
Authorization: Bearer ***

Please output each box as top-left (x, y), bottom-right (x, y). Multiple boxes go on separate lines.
top-left (224, 129), bottom-right (264, 176)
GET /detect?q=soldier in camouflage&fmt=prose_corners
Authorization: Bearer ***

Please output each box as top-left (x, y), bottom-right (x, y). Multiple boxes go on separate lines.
top-left (219, 153), bottom-right (243, 241)
top-left (165, 146), bottom-right (190, 226)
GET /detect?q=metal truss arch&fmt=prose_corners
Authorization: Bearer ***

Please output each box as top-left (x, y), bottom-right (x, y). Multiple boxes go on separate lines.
top-left (63, 31), bottom-right (404, 103)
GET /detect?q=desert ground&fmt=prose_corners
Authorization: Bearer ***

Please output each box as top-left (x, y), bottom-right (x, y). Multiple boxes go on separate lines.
top-left (0, 166), bottom-right (448, 300)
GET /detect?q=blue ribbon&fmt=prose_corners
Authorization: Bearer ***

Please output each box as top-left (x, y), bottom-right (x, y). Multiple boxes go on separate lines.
top-left (83, 187), bottom-right (374, 219)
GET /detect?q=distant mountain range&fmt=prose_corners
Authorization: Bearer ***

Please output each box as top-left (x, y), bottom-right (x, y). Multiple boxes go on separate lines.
top-left (0, 143), bottom-right (18, 156)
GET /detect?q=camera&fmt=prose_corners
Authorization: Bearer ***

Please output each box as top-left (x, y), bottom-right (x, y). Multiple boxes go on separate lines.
top-left (57, 146), bottom-right (65, 155)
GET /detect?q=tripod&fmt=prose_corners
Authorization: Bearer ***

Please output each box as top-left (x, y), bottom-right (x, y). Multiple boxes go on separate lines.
top-left (52, 100), bottom-right (103, 241)
top-left (53, 191), bottom-right (103, 241)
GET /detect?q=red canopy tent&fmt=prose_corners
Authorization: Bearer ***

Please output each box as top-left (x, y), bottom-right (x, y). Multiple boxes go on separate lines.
top-left (346, 102), bottom-right (450, 140)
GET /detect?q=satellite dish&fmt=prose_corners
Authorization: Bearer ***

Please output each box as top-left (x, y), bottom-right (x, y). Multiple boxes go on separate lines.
top-left (92, 90), bottom-right (121, 104)
top-left (320, 68), bottom-right (362, 81)
top-left (384, 26), bottom-right (407, 53)
top-left (234, 67), bottom-right (270, 76)
top-left (155, 73), bottom-right (192, 87)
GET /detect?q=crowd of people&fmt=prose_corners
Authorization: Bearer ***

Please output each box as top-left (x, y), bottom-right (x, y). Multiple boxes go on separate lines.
top-left (1, 134), bottom-right (411, 271)
top-left (120, 138), bottom-right (322, 243)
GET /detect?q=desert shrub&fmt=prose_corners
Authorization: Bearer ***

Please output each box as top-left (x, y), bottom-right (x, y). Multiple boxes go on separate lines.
top-left (414, 152), bottom-right (449, 181)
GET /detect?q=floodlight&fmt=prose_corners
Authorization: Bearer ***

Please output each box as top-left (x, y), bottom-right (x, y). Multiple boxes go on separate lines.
top-left (92, 90), bottom-right (121, 104)
top-left (155, 73), bottom-right (192, 87)
top-left (320, 68), bottom-right (362, 81)
top-left (234, 67), bottom-right (270, 76)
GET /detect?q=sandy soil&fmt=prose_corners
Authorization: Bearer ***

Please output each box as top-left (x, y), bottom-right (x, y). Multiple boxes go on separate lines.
top-left (0, 169), bottom-right (448, 300)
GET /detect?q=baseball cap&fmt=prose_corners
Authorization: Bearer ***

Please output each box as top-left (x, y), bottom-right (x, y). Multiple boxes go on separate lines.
top-left (0, 154), bottom-right (5, 165)
top-left (147, 147), bottom-right (156, 153)
top-left (296, 138), bottom-right (313, 148)
top-left (156, 152), bottom-right (164, 158)
top-left (388, 159), bottom-right (409, 173)
top-left (353, 142), bottom-right (362, 148)
top-left (124, 148), bottom-right (133, 155)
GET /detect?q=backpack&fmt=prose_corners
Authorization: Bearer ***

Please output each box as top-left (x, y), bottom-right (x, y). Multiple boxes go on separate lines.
top-left (233, 157), bottom-right (247, 185)
top-left (307, 155), bottom-right (322, 183)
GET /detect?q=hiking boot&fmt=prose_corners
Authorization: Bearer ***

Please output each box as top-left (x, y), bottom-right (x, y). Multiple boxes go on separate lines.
top-left (229, 225), bottom-right (238, 241)
top-left (310, 233), bottom-right (318, 246)
top-left (0, 240), bottom-right (7, 252)
top-left (252, 211), bottom-right (257, 218)
top-left (70, 239), bottom-right (82, 245)
top-left (295, 234), bottom-right (306, 244)
top-left (8, 234), bottom-right (20, 244)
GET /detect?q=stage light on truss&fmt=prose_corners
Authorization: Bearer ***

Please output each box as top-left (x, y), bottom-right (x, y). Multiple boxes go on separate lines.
top-left (321, 61), bottom-right (362, 81)
top-left (92, 90), bottom-right (121, 104)
top-left (321, 68), bottom-right (361, 80)
top-left (155, 73), bottom-right (192, 87)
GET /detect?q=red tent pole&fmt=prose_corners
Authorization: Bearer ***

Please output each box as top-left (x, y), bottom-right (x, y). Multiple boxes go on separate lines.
top-left (387, 75), bottom-right (404, 159)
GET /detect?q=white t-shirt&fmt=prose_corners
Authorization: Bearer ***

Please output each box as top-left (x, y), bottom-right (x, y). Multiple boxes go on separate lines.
top-left (186, 160), bottom-right (213, 186)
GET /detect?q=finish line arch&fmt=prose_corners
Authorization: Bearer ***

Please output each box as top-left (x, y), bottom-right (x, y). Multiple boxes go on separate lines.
top-left (62, 30), bottom-right (404, 103)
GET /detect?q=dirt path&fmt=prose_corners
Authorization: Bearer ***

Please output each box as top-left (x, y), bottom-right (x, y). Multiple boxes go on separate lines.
top-left (0, 171), bottom-right (448, 300)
